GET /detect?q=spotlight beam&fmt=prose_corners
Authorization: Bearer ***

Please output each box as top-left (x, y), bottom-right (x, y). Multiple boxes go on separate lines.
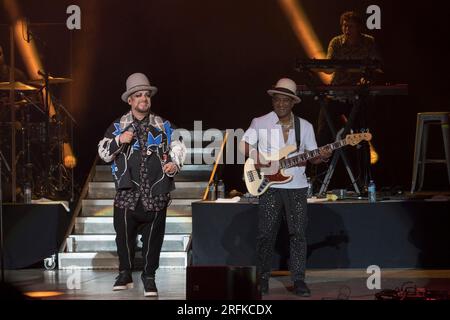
top-left (278, 0), bottom-right (332, 84)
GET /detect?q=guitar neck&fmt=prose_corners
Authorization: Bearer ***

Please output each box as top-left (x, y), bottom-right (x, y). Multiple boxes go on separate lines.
top-left (280, 139), bottom-right (348, 169)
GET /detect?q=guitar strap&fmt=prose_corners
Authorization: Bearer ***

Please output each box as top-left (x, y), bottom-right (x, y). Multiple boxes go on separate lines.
top-left (294, 115), bottom-right (301, 152)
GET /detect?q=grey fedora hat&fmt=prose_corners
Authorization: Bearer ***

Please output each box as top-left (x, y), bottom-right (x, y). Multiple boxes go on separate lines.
top-left (121, 73), bottom-right (158, 102)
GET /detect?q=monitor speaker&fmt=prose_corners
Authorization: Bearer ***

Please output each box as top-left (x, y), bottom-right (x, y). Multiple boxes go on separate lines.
top-left (186, 265), bottom-right (261, 300)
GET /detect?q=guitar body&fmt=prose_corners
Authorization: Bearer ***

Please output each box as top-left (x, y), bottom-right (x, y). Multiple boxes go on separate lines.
top-left (244, 145), bottom-right (297, 196)
top-left (243, 132), bottom-right (371, 196)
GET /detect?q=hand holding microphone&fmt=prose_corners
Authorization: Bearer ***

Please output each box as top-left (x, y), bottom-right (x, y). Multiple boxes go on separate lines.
top-left (119, 131), bottom-right (134, 145)
top-left (119, 123), bottom-right (136, 148)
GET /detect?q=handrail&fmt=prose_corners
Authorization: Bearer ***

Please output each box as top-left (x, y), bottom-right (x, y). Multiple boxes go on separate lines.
top-left (59, 155), bottom-right (99, 252)
top-left (202, 131), bottom-right (229, 200)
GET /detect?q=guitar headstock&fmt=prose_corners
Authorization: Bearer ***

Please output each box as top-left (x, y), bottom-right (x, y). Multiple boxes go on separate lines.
top-left (345, 132), bottom-right (372, 146)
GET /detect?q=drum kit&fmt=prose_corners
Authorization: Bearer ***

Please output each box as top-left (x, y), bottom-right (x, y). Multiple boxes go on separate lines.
top-left (0, 75), bottom-right (75, 202)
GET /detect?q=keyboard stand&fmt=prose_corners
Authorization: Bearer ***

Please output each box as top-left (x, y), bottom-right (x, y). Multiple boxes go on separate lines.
top-left (317, 95), bottom-right (362, 196)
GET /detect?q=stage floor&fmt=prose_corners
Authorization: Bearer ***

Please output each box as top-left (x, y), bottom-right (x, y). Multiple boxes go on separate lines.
top-left (3, 268), bottom-right (450, 300)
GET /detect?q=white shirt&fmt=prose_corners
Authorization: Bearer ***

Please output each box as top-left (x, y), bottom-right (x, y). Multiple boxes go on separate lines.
top-left (242, 111), bottom-right (318, 189)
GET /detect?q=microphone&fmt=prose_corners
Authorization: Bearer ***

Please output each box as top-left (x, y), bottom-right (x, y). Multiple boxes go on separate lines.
top-left (121, 123), bottom-right (136, 151)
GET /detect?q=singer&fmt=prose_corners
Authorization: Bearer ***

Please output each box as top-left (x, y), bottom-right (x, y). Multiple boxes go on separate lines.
top-left (97, 72), bottom-right (186, 297)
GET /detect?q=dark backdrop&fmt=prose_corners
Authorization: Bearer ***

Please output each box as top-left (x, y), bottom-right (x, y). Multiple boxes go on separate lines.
top-left (1, 0), bottom-right (449, 196)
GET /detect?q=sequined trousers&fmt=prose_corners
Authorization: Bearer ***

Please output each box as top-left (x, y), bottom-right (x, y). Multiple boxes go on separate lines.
top-left (257, 187), bottom-right (308, 282)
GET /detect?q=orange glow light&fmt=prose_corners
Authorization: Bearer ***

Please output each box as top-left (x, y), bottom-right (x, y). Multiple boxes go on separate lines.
top-left (63, 142), bottom-right (77, 168)
top-left (369, 141), bottom-right (379, 165)
top-left (278, 0), bottom-right (332, 84)
top-left (13, 19), bottom-right (56, 118)
top-left (23, 291), bottom-right (64, 298)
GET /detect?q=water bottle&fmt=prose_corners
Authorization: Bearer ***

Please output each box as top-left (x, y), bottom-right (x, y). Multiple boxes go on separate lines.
top-left (368, 180), bottom-right (376, 203)
top-left (217, 180), bottom-right (225, 199)
top-left (208, 182), bottom-right (217, 201)
top-left (307, 177), bottom-right (313, 198)
top-left (24, 183), bottom-right (32, 204)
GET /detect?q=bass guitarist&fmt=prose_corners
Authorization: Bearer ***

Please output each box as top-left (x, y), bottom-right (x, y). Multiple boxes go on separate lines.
top-left (238, 78), bottom-right (331, 297)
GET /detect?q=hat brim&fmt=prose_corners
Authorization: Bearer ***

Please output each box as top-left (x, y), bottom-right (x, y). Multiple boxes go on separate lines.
top-left (267, 89), bottom-right (301, 103)
top-left (121, 85), bottom-right (158, 102)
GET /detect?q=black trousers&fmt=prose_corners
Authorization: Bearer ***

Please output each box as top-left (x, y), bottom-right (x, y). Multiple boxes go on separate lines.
top-left (113, 200), bottom-right (167, 277)
top-left (257, 188), bottom-right (308, 282)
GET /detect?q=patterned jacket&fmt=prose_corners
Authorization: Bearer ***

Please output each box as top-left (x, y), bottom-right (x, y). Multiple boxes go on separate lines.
top-left (98, 111), bottom-right (186, 196)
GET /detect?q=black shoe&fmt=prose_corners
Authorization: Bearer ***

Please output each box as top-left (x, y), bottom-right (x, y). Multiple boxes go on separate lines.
top-left (260, 278), bottom-right (269, 295)
top-left (294, 280), bottom-right (311, 297)
top-left (142, 274), bottom-right (158, 297)
top-left (113, 270), bottom-right (133, 291)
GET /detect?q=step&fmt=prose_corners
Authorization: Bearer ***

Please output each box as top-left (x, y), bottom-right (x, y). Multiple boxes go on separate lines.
top-left (75, 216), bottom-right (192, 234)
top-left (66, 234), bottom-right (190, 253)
top-left (174, 164), bottom-right (213, 181)
top-left (87, 182), bottom-right (207, 199)
top-left (58, 251), bottom-right (190, 269)
top-left (81, 199), bottom-right (196, 217)
top-left (93, 164), bottom-right (214, 182)
top-left (183, 148), bottom-right (217, 166)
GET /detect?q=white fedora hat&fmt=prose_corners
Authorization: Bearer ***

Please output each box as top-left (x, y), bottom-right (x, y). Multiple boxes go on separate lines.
top-left (121, 73), bottom-right (158, 102)
top-left (267, 78), bottom-right (301, 103)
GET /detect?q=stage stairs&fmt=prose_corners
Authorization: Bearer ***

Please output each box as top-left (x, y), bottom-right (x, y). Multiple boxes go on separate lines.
top-left (58, 131), bottom-right (213, 269)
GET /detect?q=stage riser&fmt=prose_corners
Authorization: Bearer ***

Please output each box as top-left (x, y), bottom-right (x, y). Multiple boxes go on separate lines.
top-left (66, 234), bottom-right (190, 252)
top-left (192, 201), bottom-right (450, 269)
top-left (75, 217), bottom-right (192, 234)
top-left (88, 182), bottom-right (207, 199)
top-left (58, 252), bottom-right (189, 269)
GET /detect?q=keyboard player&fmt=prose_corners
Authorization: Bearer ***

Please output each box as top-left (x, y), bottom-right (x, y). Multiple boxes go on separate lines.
top-left (317, 11), bottom-right (382, 145)
top-left (310, 11), bottom-right (380, 186)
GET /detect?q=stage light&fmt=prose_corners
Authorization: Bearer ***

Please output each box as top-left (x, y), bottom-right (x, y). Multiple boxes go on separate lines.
top-left (23, 291), bottom-right (64, 298)
top-left (63, 142), bottom-right (77, 168)
top-left (277, 0), bottom-right (332, 84)
top-left (369, 141), bottom-right (379, 165)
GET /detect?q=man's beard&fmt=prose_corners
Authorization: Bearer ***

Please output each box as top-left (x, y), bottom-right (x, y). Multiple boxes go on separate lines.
top-left (135, 103), bottom-right (150, 114)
